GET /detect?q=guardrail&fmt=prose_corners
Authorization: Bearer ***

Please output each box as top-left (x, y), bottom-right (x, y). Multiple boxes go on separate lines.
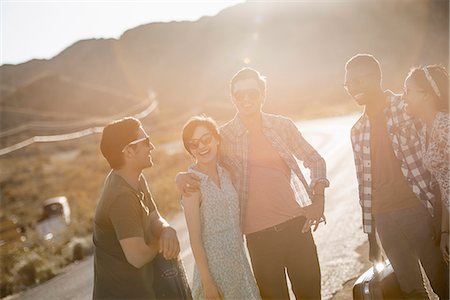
top-left (0, 98), bottom-right (154, 138)
top-left (0, 100), bottom-right (158, 156)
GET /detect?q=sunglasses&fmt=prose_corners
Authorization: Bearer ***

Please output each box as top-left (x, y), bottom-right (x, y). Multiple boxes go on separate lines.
top-left (121, 136), bottom-right (150, 153)
top-left (187, 133), bottom-right (213, 150)
top-left (233, 89), bottom-right (260, 102)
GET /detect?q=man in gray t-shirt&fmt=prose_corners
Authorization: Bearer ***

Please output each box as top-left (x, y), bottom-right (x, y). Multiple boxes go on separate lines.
top-left (93, 117), bottom-right (180, 299)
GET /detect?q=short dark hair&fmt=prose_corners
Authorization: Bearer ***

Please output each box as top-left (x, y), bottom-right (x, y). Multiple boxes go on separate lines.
top-left (345, 54), bottom-right (382, 82)
top-left (230, 67), bottom-right (266, 96)
top-left (182, 115), bottom-right (220, 158)
top-left (407, 65), bottom-right (449, 112)
top-left (100, 117), bottom-right (142, 169)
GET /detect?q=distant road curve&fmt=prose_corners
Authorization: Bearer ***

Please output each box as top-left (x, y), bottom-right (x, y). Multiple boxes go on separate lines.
top-left (0, 101), bottom-right (158, 156)
top-left (0, 98), bottom-right (155, 138)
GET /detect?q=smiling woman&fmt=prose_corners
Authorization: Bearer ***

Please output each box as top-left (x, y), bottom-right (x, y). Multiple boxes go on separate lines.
top-left (1, 1), bottom-right (244, 65)
top-left (180, 115), bottom-right (261, 300)
top-left (402, 65), bottom-right (450, 264)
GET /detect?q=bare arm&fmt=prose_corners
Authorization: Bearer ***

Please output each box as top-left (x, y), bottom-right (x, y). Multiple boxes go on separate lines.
top-left (118, 212), bottom-right (180, 268)
top-left (182, 192), bottom-right (223, 299)
top-left (149, 211), bottom-right (180, 259)
top-left (439, 121), bottom-right (449, 264)
top-left (119, 237), bottom-right (159, 269)
top-left (110, 193), bottom-right (160, 268)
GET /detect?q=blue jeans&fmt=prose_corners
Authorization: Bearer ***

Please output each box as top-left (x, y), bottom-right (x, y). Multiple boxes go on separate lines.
top-left (375, 205), bottom-right (449, 299)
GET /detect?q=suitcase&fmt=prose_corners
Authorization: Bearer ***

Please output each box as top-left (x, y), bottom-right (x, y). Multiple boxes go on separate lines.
top-left (353, 260), bottom-right (404, 299)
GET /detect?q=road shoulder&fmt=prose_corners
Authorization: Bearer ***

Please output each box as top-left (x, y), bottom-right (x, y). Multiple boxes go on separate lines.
top-left (331, 241), bottom-right (370, 300)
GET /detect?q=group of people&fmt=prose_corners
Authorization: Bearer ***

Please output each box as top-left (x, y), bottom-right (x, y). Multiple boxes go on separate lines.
top-left (346, 55), bottom-right (449, 299)
top-left (92, 53), bottom-right (449, 300)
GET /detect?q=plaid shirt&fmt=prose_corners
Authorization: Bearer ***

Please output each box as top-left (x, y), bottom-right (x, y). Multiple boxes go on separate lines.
top-left (219, 112), bottom-right (329, 228)
top-left (351, 91), bottom-right (436, 234)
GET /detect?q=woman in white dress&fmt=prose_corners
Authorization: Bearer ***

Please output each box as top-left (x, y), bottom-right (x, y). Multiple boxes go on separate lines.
top-left (180, 116), bottom-right (260, 300)
top-left (403, 65), bottom-right (449, 264)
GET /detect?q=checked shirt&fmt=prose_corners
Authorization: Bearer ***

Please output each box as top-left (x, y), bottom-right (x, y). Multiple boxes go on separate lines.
top-left (351, 90), bottom-right (436, 234)
top-left (219, 112), bottom-right (329, 228)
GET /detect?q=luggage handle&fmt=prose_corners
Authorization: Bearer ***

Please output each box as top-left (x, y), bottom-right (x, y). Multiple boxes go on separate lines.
top-left (368, 231), bottom-right (386, 274)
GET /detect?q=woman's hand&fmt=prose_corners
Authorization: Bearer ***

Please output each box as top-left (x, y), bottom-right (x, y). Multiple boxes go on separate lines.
top-left (203, 279), bottom-right (224, 300)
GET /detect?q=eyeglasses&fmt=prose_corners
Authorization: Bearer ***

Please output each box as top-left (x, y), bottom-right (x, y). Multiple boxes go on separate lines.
top-left (187, 133), bottom-right (213, 150)
top-left (233, 89), bottom-right (260, 102)
top-left (121, 136), bottom-right (150, 153)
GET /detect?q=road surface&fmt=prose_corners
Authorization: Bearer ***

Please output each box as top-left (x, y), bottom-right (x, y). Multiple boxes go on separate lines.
top-left (10, 114), bottom-right (368, 300)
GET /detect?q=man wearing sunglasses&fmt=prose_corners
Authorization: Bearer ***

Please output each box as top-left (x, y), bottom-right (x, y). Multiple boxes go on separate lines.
top-left (346, 54), bottom-right (448, 299)
top-left (93, 117), bottom-right (180, 299)
top-left (177, 68), bottom-right (329, 299)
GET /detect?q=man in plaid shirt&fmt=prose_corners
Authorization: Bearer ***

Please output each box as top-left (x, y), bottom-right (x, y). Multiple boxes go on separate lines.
top-left (346, 54), bottom-right (448, 299)
top-left (178, 68), bottom-right (329, 299)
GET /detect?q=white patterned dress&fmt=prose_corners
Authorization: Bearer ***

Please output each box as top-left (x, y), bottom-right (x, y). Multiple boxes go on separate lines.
top-left (420, 112), bottom-right (450, 211)
top-left (188, 165), bottom-right (260, 300)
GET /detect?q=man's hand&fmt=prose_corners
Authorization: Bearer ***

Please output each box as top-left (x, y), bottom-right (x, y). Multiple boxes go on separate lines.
top-left (441, 233), bottom-right (449, 265)
top-left (159, 227), bottom-right (180, 259)
top-left (302, 195), bottom-right (325, 233)
top-left (175, 172), bottom-right (201, 197)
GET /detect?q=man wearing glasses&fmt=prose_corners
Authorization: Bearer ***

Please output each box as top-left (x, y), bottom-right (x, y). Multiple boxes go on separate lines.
top-left (345, 54), bottom-right (448, 298)
top-left (93, 117), bottom-right (180, 299)
top-left (177, 68), bottom-right (329, 299)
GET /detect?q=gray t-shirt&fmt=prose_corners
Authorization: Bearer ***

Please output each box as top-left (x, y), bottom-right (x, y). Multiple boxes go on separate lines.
top-left (93, 171), bottom-right (157, 299)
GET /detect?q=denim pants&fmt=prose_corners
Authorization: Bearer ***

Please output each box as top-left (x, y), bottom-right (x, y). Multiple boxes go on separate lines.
top-left (246, 216), bottom-right (321, 300)
top-left (375, 205), bottom-right (449, 299)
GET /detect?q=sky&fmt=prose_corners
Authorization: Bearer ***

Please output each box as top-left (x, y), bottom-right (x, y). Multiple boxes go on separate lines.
top-left (0, 1), bottom-right (243, 65)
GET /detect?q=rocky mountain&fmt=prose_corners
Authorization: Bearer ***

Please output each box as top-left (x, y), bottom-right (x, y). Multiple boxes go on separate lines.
top-left (1, 1), bottom-right (448, 133)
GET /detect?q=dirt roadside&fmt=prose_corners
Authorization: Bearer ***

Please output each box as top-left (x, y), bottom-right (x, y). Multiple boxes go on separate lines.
top-left (331, 241), bottom-right (371, 300)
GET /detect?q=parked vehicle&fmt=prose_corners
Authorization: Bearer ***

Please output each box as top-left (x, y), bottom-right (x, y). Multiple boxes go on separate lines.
top-left (35, 196), bottom-right (71, 244)
top-left (1, 197), bottom-right (92, 297)
top-left (35, 196), bottom-right (91, 261)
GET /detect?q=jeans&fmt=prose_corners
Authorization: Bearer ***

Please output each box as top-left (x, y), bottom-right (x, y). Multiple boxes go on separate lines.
top-left (375, 205), bottom-right (449, 299)
top-left (246, 216), bottom-right (321, 300)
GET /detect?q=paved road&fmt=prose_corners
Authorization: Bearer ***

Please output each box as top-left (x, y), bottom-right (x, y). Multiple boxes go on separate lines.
top-left (11, 114), bottom-right (367, 300)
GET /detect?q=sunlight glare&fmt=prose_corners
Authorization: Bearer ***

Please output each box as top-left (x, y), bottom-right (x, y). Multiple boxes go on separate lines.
top-left (374, 262), bottom-right (385, 273)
